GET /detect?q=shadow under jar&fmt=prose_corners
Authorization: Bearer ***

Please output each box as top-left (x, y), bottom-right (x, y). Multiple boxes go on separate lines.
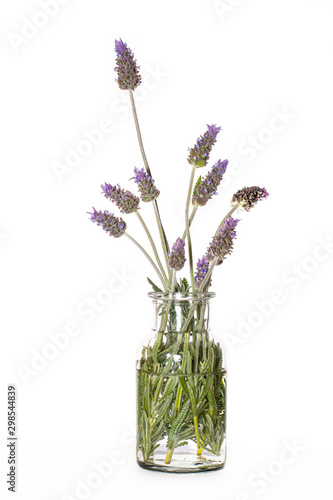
top-left (136, 292), bottom-right (226, 473)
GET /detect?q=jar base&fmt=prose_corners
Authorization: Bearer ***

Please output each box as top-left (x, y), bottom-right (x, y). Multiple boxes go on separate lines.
top-left (137, 450), bottom-right (225, 473)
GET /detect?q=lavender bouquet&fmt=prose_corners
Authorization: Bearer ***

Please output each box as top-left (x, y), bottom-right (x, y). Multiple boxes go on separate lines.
top-left (88, 39), bottom-right (269, 472)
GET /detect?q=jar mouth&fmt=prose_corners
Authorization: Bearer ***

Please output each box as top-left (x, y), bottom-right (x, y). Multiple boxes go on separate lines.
top-left (148, 291), bottom-right (216, 301)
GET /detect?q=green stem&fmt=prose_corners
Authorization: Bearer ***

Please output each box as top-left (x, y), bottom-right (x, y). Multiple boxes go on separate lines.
top-left (194, 333), bottom-right (201, 373)
top-left (152, 271), bottom-right (176, 402)
top-left (185, 165), bottom-right (197, 291)
top-left (128, 90), bottom-right (151, 176)
top-left (178, 273), bottom-right (212, 336)
top-left (181, 205), bottom-right (198, 241)
top-left (128, 89), bottom-right (170, 268)
top-left (135, 210), bottom-right (168, 284)
top-left (165, 450), bottom-right (173, 464)
top-left (175, 248), bottom-right (220, 336)
top-left (193, 417), bottom-right (203, 454)
top-left (166, 271), bottom-right (172, 291)
top-left (174, 332), bottom-right (189, 413)
top-left (124, 233), bottom-right (166, 289)
top-left (215, 203), bottom-right (240, 236)
top-left (152, 201), bottom-right (170, 275)
top-left (160, 271), bottom-right (176, 331)
top-left (196, 302), bottom-right (206, 367)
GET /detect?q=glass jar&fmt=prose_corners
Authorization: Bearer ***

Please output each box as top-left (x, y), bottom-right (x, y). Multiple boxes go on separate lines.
top-left (136, 292), bottom-right (226, 473)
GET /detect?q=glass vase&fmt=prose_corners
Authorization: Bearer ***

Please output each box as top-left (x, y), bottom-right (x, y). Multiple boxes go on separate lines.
top-left (136, 292), bottom-right (226, 473)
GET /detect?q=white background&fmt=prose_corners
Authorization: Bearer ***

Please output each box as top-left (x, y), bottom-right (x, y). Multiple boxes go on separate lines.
top-left (1, 0), bottom-right (332, 498)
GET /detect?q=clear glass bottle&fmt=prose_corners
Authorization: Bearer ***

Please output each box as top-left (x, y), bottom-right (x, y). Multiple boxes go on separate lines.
top-left (136, 292), bottom-right (226, 473)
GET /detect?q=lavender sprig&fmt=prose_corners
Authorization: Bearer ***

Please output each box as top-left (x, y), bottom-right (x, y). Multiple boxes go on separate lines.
top-left (192, 217), bottom-right (240, 296)
top-left (188, 124), bottom-right (221, 167)
top-left (206, 217), bottom-right (239, 262)
top-left (168, 238), bottom-right (186, 271)
top-left (231, 186), bottom-right (269, 211)
top-left (114, 39), bottom-right (142, 90)
top-left (126, 78), bottom-right (170, 270)
top-left (192, 159), bottom-right (228, 206)
top-left (89, 208), bottom-right (166, 288)
top-left (130, 167), bottom-right (160, 202)
top-left (101, 181), bottom-right (165, 282)
top-left (194, 256), bottom-right (211, 290)
top-left (88, 208), bottom-right (126, 238)
top-left (102, 183), bottom-right (140, 214)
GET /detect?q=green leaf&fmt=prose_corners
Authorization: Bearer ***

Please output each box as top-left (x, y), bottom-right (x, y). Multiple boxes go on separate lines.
top-left (176, 441), bottom-right (188, 448)
top-left (167, 399), bottom-right (191, 450)
top-left (193, 176), bottom-right (202, 196)
top-left (147, 277), bottom-right (163, 293)
top-left (154, 393), bottom-right (173, 426)
top-left (180, 277), bottom-right (190, 292)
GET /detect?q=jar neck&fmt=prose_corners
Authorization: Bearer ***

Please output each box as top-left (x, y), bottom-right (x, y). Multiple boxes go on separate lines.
top-left (148, 291), bottom-right (215, 303)
top-left (149, 292), bottom-right (214, 335)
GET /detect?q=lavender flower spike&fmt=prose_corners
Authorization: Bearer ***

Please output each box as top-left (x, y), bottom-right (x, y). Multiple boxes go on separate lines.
top-left (206, 217), bottom-right (239, 262)
top-left (188, 124), bottom-right (221, 167)
top-left (114, 38), bottom-right (142, 90)
top-left (231, 186), bottom-right (269, 211)
top-left (102, 183), bottom-right (140, 214)
top-left (168, 238), bottom-right (186, 271)
top-left (130, 167), bottom-right (160, 202)
top-left (194, 256), bottom-right (211, 290)
top-left (88, 208), bottom-right (126, 238)
top-left (192, 159), bottom-right (228, 206)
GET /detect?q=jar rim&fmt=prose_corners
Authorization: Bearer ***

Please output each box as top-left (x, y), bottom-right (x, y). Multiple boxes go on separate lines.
top-left (148, 291), bottom-right (216, 301)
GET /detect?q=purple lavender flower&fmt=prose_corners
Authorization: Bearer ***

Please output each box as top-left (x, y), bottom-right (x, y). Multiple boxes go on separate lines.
top-left (231, 186), bottom-right (269, 211)
top-left (206, 217), bottom-right (239, 262)
top-left (114, 38), bottom-right (142, 90)
top-left (194, 256), bottom-right (211, 289)
top-left (168, 238), bottom-right (186, 271)
top-left (88, 208), bottom-right (126, 238)
top-left (101, 183), bottom-right (140, 214)
top-left (187, 124), bottom-right (221, 167)
top-left (192, 159), bottom-right (228, 206)
top-left (130, 167), bottom-right (160, 202)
